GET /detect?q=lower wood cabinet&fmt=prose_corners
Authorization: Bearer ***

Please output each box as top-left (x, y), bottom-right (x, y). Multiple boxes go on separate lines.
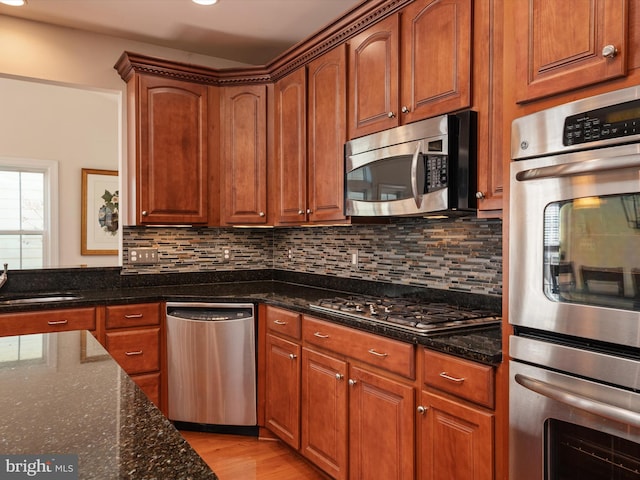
top-left (417, 390), bottom-right (493, 480)
top-left (104, 302), bottom-right (163, 411)
top-left (0, 307), bottom-right (96, 337)
top-left (348, 364), bottom-right (415, 480)
top-left (301, 347), bottom-right (348, 480)
top-left (265, 333), bottom-right (301, 449)
top-left (263, 308), bottom-right (496, 480)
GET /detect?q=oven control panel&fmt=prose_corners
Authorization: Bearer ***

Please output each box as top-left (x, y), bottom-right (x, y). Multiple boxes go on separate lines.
top-left (563, 98), bottom-right (640, 146)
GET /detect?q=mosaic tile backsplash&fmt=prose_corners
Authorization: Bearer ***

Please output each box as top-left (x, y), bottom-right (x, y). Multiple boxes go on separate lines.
top-left (123, 217), bottom-right (503, 296)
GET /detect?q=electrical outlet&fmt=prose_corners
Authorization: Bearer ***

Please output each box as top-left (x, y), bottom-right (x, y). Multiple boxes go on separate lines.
top-left (130, 248), bottom-right (158, 264)
top-left (350, 249), bottom-right (359, 266)
top-left (288, 248), bottom-right (293, 260)
top-left (222, 247), bottom-right (232, 262)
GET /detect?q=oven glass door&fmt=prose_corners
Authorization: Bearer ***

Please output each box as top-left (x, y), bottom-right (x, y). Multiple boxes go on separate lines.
top-left (510, 359), bottom-right (640, 480)
top-left (543, 192), bottom-right (640, 311)
top-left (509, 143), bottom-right (640, 345)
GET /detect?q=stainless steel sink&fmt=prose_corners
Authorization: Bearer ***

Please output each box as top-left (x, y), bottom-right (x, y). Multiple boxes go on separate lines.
top-left (0, 294), bottom-right (82, 305)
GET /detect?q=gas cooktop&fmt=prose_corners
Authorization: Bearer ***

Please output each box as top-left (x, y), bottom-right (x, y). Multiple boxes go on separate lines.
top-left (309, 296), bottom-right (500, 336)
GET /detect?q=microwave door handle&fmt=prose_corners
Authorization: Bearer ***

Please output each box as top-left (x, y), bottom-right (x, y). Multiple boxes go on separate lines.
top-left (515, 154), bottom-right (640, 181)
top-left (515, 373), bottom-right (640, 428)
top-left (411, 142), bottom-right (422, 208)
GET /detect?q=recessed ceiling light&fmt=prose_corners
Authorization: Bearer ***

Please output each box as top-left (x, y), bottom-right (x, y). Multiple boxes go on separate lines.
top-left (0, 0), bottom-right (26, 6)
top-left (192, 0), bottom-right (218, 5)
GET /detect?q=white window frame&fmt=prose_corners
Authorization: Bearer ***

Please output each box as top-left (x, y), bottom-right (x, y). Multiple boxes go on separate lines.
top-left (0, 157), bottom-right (59, 268)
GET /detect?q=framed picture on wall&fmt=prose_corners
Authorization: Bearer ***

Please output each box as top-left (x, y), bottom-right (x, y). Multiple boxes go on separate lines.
top-left (81, 168), bottom-right (119, 255)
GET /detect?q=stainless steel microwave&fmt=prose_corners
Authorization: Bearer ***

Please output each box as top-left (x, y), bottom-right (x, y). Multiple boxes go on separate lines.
top-left (344, 111), bottom-right (477, 217)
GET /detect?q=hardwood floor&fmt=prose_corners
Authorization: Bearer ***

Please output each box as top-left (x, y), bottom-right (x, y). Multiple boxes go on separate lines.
top-left (180, 430), bottom-right (330, 480)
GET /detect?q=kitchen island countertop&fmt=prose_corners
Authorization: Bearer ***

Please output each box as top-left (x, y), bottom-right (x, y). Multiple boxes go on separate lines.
top-left (0, 330), bottom-right (217, 480)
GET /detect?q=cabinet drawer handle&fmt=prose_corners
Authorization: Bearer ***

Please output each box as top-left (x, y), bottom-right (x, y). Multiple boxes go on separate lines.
top-left (273, 320), bottom-right (287, 325)
top-left (439, 372), bottom-right (465, 383)
top-left (47, 320), bottom-right (68, 325)
top-left (124, 313), bottom-right (144, 319)
top-left (314, 332), bottom-right (329, 339)
top-left (368, 348), bottom-right (388, 358)
top-left (125, 350), bottom-right (143, 356)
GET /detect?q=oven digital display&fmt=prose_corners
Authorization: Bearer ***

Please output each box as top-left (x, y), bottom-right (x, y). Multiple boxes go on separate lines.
top-left (563, 99), bottom-right (640, 146)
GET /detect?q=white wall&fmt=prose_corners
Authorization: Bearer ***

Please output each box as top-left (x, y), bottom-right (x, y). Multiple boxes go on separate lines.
top-left (0, 15), bottom-right (246, 268)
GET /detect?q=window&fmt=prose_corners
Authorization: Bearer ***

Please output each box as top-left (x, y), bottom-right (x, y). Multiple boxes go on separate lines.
top-left (0, 158), bottom-right (58, 268)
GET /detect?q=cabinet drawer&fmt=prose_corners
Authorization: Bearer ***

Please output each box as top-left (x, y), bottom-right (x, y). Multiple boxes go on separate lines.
top-left (303, 316), bottom-right (415, 379)
top-left (265, 306), bottom-right (301, 339)
top-left (422, 349), bottom-right (494, 408)
top-left (106, 303), bottom-right (160, 329)
top-left (131, 372), bottom-right (161, 407)
top-left (106, 327), bottom-right (160, 375)
top-left (0, 307), bottom-right (96, 336)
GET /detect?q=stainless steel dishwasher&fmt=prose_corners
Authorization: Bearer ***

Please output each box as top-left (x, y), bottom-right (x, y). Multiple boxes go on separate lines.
top-left (166, 302), bottom-right (256, 433)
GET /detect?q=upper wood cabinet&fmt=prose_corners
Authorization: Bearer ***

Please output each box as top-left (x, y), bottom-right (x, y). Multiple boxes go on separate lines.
top-left (127, 74), bottom-right (210, 225)
top-left (348, 14), bottom-right (400, 138)
top-left (348, 0), bottom-right (472, 138)
top-left (400, 0), bottom-right (472, 123)
top-left (307, 45), bottom-right (348, 224)
top-left (514, 0), bottom-right (628, 103)
top-left (220, 84), bottom-right (269, 225)
top-left (275, 68), bottom-right (308, 224)
top-left (275, 46), bottom-right (348, 225)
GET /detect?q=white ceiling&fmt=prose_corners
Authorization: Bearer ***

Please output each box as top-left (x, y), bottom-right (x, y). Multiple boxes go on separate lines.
top-left (0, 0), bottom-right (364, 65)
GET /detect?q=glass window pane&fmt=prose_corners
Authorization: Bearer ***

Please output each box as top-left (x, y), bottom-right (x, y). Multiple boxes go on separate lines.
top-left (21, 172), bottom-right (44, 230)
top-left (21, 235), bottom-right (43, 269)
top-left (0, 171), bottom-right (21, 229)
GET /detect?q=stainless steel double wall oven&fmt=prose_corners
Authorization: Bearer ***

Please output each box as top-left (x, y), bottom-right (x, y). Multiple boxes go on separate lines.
top-left (509, 86), bottom-right (640, 479)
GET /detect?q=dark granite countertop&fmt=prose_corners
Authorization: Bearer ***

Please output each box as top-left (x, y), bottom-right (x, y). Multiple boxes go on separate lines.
top-left (0, 330), bottom-right (216, 480)
top-left (0, 269), bottom-right (502, 365)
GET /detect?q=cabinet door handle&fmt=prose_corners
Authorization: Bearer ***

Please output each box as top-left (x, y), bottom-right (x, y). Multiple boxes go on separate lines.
top-left (124, 313), bottom-right (144, 319)
top-left (439, 372), bottom-right (465, 383)
top-left (125, 350), bottom-right (143, 356)
top-left (298, 210), bottom-right (304, 215)
top-left (348, 379), bottom-right (357, 386)
top-left (368, 348), bottom-right (388, 358)
top-left (335, 373), bottom-right (344, 380)
top-left (417, 405), bottom-right (427, 415)
top-left (289, 353), bottom-right (297, 360)
top-left (141, 210), bottom-right (148, 216)
top-left (47, 319), bottom-right (68, 326)
top-left (273, 319), bottom-right (287, 325)
top-left (387, 111), bottom-right (396, 118)
top-left (314, 332), bottom-right (329, 339)
top-left (259, 211), bottom-right (265, 217)
top-left (401, 105), bottom-right (410, 114)
top-left (602, 44), bottom-right (618, 58)
top-left (306, 208), bottom-right (312, 214)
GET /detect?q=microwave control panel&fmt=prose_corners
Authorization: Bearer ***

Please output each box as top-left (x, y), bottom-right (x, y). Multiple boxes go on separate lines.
top-left (563, 98), bottom-right (640, 146)
top-left (425, 155), bottom-right (448, 191)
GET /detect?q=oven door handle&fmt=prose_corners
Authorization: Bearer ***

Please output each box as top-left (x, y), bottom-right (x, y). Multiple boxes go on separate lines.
top-left (515, 373), bottom-right (640, 428)
top-left (515, 154), bottom-right (640, 181)
top-left (410, 142), bottom-right (422, 208)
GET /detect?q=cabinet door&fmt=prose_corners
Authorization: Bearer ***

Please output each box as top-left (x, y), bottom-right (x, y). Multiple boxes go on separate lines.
top-left (514, 0), bottom-right (628, 102)
top-left (275, 68), bottom-right (307, 225)
top-left (220, 84), bottom-right (268, 224)
top-left (348, 365), bottom-right (415, 480)
top-left (348, 14), bottom-right (400, 138)
top-left (301, 348), bottom-right (348, 480)
top-left (417, 390), bottom-right (494, 480)
top-left (137, 75), bottom-right (208, 225)
top-left (400, 0), bottom-right (472, 123)
top-left (265, 333), bottom-right (301, 449)
top-left (307, 45), bottom-right (348, 224)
